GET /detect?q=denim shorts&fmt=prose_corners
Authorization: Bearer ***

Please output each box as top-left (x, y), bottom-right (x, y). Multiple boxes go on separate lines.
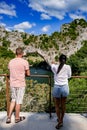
top-left (52, 84), bottom-right (69, 98)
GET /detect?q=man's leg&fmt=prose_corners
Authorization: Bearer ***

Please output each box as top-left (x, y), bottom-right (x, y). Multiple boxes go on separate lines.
top-left (6, 101), bottom-right (15, 123)
top-left (8, 87), bottom-right (17, 118)
top-left (15, 104), bottom-right (21, 119)
top-left (8, 101), bottom-right (15, 118)
top-left (15, 87), bottom-right (25, 120)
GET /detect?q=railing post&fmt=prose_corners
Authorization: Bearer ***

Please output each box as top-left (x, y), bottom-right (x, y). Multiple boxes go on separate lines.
top-left (6, 75), bottom-right (10, 116)
top-left (49, 74), bottom-right (52, 119)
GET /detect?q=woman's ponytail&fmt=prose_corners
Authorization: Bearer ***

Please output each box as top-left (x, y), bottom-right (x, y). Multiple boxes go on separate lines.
top-left (57, 54), bottom-right (67, 74)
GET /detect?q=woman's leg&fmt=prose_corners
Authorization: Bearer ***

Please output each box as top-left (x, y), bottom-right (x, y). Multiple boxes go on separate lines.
top-left (54, 97), bottom-right (61, 122)
top-left (60, 97), bottom-right (67, 123)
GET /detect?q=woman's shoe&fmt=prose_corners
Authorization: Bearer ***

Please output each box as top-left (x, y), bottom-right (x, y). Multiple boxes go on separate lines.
top-left (57, 118), bottom-right (58, 122)
top-left (6, 117), bottom-right (11, 124)
top-left (55, 122), bottom-right (63, 129)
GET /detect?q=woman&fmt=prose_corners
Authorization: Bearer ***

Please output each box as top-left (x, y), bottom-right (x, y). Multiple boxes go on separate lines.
top-left (51, 54), bottom-right (72, 129)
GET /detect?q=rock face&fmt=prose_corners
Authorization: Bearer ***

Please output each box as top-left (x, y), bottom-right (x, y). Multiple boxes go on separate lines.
top-left (0, 19), bottom-right (87, 64)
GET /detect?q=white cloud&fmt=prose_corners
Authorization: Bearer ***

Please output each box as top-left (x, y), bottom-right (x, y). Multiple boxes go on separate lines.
top-left (0, 22), bottom-right (6, 27)
top-left (41, 13), bottom-right (51, 20)
top-left (0, 23), bottom-right (12, 31)
top-left (30, 31), bottom-right (35, 34)
top-left (0, 21), bottom-right (36, 33)
top-left (14, 21), bottom-right (36, 32)
top-left (69, 14), bottom-right (86, 20)
top-left (41, 25), bottom-right (50, 33)
top-left (15, 28), bottom-right (24, 32)
top-left (29, 0), bottom-right (66, 20)
top-left (5, 28), bottom-right (11, 32)
top-left (29, 0), bottom-right (87, 20)
top-left (0, 2), bottom-right (16, 17)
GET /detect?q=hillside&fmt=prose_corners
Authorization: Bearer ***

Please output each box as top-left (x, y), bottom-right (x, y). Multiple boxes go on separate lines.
top-left (0, 19), bottom-right (87, 65)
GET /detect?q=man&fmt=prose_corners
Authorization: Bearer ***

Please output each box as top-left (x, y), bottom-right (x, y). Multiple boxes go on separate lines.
top-left (6, 47), bottom-right (30, 123)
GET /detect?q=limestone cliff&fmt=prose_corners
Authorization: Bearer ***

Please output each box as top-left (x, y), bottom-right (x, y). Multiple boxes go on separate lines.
top-left (0, 19), bottom-right (87, 64)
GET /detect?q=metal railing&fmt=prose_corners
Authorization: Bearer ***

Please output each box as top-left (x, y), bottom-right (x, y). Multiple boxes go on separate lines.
top-left (25, 74), bottom-right (52, 118)
top-left (0, 74), bottom-right (10, 115)
top-left (0, 74), bottom-right (52, 117)
top-left (67, 76), bottom-right (87, 113)
top-left (0, 74), bottom-right (87, 118)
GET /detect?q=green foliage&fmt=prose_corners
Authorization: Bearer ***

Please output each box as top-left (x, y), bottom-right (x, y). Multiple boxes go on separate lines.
top-left (2, 37), bottom-right (11, 47)
top-left (67, 55), bottom-right (81, 75)
top-left (66, 78), bottom-right (87, 112)
top-left (23, 38), bottom-right (31, 45)
top-left (51, 31), bottom-right (60, 38)
top-left (63, 23), bottom-right (77, 40)
top-left (22, 79), bottom-right (50, 112)
top-left (21, 33), bottom-right (27, 39)
top-left (0, 46), bottom-right (15, 74)
top-left (76, 41), bottom-right (87, 58)
top-left (78, 18), bottom-right (87, 28)
top-left (0, 57), bottom-right (11, 74)
top-left (39, 35), bottom-right (49, 51)
top-left (55, 55), bottom-right (59, 61)
top-left (67, 41), bottom-right (87, 75)
top-left (0, 87), bottom-right (6, 111)
top-left (1, 77), bottom-right (87, 113)
top-left (62, 19), bottom-right (87, 40)
top-left (0, 46), bottom-right (15, 58)
top-left (39, 34), bottom-right (59, 50)
top-left (22, 34), bottom-right (38, 45)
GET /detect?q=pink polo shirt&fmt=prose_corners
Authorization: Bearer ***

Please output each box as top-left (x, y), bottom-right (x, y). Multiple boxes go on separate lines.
top-left (8, 57), bottom-right (29, 87)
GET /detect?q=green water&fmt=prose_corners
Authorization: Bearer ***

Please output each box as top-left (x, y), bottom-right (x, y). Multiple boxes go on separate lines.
top-left (30, 67), bottom-right (51, 75)
top-left (27, 67), bottom-right (52, 84)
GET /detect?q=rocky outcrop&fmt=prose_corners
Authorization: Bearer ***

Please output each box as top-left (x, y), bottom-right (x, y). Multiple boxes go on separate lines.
top-left (0, 19), bottom-right (87, 64)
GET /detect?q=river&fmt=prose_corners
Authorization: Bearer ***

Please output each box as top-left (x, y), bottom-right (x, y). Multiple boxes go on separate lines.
top-left (28, 67), bottom-right (52, 84)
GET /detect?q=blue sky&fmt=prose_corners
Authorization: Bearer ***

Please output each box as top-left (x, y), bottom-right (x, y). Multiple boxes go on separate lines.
top-left (0, 0), bottom-right (87, 35)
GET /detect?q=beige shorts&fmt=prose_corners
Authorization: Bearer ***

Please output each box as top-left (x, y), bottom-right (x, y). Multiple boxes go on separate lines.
top-left (10, 87), bottom-right (25, 104)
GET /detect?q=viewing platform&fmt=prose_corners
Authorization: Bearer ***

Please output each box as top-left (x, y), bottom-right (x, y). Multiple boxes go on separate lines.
top-left (0, 112), bottom-right (87, 130)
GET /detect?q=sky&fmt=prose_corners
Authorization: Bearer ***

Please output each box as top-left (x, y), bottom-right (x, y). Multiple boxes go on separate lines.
top-left (0, 0), bottom-right (87, 35)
